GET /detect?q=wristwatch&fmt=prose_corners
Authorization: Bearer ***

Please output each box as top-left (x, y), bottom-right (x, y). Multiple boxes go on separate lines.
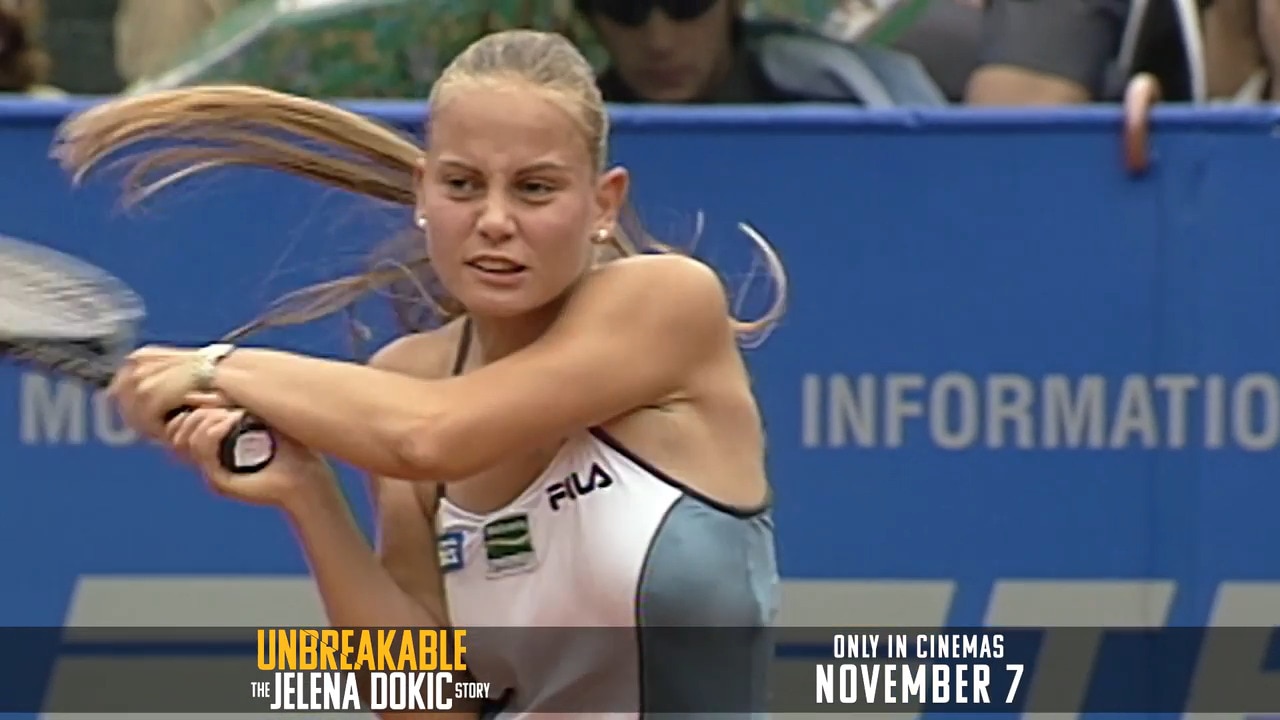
top-left (193, 342), bottom-right (236, 392)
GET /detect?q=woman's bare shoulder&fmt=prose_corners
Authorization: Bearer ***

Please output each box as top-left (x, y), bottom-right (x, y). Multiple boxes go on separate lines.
top-left (368, 318), bottom-right (470, 380)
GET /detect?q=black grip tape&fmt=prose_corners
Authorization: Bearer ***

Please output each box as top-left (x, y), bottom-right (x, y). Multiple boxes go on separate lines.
top-left (163, 407), bottom-right (277, 474)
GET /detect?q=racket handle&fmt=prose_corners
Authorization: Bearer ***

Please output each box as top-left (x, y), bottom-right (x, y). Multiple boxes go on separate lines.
top-left (163, 407), bottom-right (277, 474)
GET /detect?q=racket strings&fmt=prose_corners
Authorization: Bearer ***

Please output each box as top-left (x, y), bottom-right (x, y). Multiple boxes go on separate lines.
top-left (0, 236), bottom-right (144, 338)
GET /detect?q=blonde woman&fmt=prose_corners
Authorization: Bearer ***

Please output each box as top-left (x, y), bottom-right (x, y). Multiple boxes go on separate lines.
top-left (57, 28), bottom-right (785, 718)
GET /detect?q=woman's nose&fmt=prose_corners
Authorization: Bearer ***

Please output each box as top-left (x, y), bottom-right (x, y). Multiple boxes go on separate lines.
top-left (476, 194), bottom-right (517, 243)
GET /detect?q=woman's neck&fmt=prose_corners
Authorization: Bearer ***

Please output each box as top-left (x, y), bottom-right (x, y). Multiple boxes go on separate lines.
top-left (468, 298), bottom-right (566, 365)
top-left (465, 265), bottom-right (596, 366)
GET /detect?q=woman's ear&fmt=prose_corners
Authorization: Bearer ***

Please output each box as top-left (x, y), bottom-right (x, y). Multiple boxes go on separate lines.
top-left (595, 166), bottom-right (630, 232)
top-left (413, 157), bottom-right (428, 222)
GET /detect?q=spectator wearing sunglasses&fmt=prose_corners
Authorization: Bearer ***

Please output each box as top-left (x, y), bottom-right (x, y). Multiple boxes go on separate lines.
top-left (574, 0), bottom-right (946, 105)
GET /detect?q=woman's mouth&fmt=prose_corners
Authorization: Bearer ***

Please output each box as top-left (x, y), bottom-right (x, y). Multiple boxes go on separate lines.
top-left (465, 257), bottom-right (528, 282)
top-left (466, 258), bottom-right (527, 273)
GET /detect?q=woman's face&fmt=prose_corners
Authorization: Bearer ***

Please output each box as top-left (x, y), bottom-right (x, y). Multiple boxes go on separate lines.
top-left (418, 82), bottom-right (626, 319)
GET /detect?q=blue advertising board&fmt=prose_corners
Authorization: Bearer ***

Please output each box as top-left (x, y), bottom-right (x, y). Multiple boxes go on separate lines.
top-left (2, 98), bottom-right (1280, 717)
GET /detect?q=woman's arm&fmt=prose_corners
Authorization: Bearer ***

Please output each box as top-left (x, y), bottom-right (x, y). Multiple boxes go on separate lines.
top-left (1202, 0), bottom-right (1264, 98)
top-left (284, 474), bottom-right (476, 720)
top-left (284, 475), bottom-right (445, 629)
top-left (211, 255), bottom-right (732, 479)
top-left (276, 334), bottom-right (474, 719)
top-left (964, 0), bottom-right (1127, 105)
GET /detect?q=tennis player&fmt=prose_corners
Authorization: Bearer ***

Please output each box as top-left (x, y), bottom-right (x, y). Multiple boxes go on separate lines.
top-left (58, 29), bottom-right (784, 718)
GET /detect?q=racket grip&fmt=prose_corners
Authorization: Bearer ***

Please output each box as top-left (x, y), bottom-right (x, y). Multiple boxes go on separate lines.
top-left (162, 407), bottom-right (277, 474)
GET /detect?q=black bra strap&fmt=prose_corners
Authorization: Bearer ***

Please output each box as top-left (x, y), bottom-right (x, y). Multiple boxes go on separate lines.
top-left (451, 318), bottom-right (472, 376)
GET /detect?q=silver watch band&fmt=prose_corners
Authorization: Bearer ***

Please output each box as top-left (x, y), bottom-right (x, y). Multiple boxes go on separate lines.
top-left (193, 343), bottom-right (236, 392)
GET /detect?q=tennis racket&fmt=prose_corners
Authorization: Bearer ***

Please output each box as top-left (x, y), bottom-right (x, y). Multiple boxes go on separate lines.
top-left (0, 232), bottom-right (276, 474)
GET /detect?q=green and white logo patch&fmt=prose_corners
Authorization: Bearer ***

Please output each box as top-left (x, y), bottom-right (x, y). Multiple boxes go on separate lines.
top-left (482, 513), bottom-right (537, 577)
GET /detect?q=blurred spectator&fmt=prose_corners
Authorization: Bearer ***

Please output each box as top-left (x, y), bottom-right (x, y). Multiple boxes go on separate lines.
top-left (42, 0), bottom-right (121, 94)
top-left (965, 0), bottom-right (1203, 105)
top-left (574, 0), bottom-right (946, 105)
top-left (0, 0), bottom-right (61, 97)
top-left (582, 0), bottom-right (744, 102)
top-left (1257, 0), bottom-right (1280, 99)
top-left (880, 0), bottom-right (983, 102)
top-left (114, 0), bottom-right (239, 85)
top-left (1202, 0), bottom-right (1279, 100)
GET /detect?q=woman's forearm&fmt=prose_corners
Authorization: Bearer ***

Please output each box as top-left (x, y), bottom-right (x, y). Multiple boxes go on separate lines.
top-left (283, 479), bottom-right (447, 628)
top-left (212, 349), bottom-right (439, 479)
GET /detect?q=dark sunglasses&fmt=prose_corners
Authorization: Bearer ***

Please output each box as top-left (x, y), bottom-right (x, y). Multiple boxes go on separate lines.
top-left (576, 0), bottom-right (717, 27)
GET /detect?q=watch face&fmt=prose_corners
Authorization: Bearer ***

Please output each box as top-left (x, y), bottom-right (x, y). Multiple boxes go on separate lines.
top-left (200, 343), bottom-right (234, 361)
top-left (193, 344), bottom-right (235, 392)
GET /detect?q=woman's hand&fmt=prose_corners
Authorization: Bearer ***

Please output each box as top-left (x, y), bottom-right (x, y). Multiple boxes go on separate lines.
top-left (108, 345), bottom-right (208, 441)
top-left (164, 407), bottom-right (333, 507)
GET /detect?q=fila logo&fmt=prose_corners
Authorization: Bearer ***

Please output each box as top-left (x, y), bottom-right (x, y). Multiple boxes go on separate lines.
top-left (547, 463), bottom-right (615, 511)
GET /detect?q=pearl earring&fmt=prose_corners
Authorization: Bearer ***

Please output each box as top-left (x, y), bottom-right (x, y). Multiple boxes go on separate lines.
top-left (415, 215), bottom-right (428, 229)
top-left (593, 228), bottom-right (609, 244)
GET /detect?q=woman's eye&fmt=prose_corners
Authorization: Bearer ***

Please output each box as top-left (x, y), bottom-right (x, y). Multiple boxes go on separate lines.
top-left (445, 177), bottom-right (476, 192)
